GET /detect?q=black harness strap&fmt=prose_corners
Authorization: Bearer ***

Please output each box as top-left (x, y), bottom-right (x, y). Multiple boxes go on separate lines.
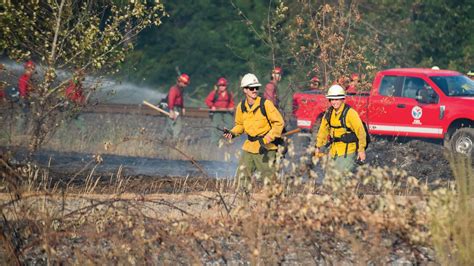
top-left (325, 104), bottom-right (358, 157)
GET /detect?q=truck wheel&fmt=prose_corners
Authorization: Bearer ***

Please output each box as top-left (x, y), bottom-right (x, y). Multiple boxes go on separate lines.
top-left (449, 128), bottom-right (473, 156)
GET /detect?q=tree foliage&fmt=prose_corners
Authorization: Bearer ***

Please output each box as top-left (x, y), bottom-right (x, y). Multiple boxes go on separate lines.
top-left (121, 0), bottom-right (473, 93)
top-left (121, 0), bottom-right (274, 94)
top-left (361, 0), bottom-right (474, 70)
top-left (279, 0), bottom-right (382, 87)
top-left (0, 0), bottom-right (166, 151)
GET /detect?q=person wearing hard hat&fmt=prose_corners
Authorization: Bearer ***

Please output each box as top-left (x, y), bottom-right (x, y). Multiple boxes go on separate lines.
top-left (223, 73), bottom-right (284, 193)
top-left (263, 67), bottom-right (282, 108)
top-left (205, 77), bottom-right (235, 144)
top-left (17, 60), bottom-right (36, 130)
top-left (346, 73), bottom-right (359, 94)
top-left (335, 75), bottom-right (349, 87)
top-left (314, 84), bottom-right (367, 174)
top-left (164, 73), bottom-right (190, 138)
top-left (467, 70), bottom-right (474, 81)
top-left (309, 76), bottom-right (322, 91)
top-left (18, 60), bottom-right (35, 99)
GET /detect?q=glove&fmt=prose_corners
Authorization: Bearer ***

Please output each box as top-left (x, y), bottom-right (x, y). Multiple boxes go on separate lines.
top-left (258, 139), bottom-right (267, 154)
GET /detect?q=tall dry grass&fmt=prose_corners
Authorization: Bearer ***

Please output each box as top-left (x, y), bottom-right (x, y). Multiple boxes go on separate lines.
top-left (1, 151), bottom-right (453, 264)
top-left (1, 109), bottom-right (472, 264)
top-left (429, 154), bottom-right (473, 265)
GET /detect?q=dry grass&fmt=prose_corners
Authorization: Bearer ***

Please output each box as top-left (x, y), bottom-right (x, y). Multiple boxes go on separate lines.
top-left (2, 152), bottom-right (469, 264)
top-left (1, 108), bottom-right (472, 264)
top-left (429, 154), bottom-right (474, 265)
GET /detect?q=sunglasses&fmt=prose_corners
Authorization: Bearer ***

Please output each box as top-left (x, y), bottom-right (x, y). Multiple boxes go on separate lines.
top-left (246, 87), bottom-right (259, 91)
top-left (329, 98), bottom-right (343, 102)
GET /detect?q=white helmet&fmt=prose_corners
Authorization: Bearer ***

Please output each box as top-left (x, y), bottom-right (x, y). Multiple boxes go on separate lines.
top-left (326, 85), bottom-right (346, 99)
top-left (240, 73), bottom-right (262, 88)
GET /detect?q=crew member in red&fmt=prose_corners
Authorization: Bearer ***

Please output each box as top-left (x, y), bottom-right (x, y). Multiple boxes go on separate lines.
top-left (346, 73), bottom-right (359, 94)
top-left (309, 76), bottom-right (322, 91)
top-left (65, 69), bottom-right (86, 105)
top-left (263, 67), bottom-right (282, 108)
top-left (17, 60), bottom-right (36, 130)
top-left (18, 60), bottom-right (35, 98)
top-left (165, 73), bottom-right (190, 138)
top-left (205, 77), bottom-right (235, 143)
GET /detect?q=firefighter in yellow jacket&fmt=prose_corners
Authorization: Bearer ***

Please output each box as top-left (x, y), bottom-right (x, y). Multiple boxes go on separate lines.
top-left (315, 85), bottom-right (367, 173)
top-left (223, 73), bottom-right (284, 191)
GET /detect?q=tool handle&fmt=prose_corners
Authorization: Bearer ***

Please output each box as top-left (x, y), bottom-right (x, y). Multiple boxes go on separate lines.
top-left (282, 128), bottom-right (302, 137)
top-left (142, 100), bottom-right (171, 116)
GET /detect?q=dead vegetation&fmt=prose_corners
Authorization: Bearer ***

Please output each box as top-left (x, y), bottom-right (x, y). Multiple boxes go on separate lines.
top-left (1, 151), bottom-right (472, 264)
top-left (1, 105), bottom-right (472, 264)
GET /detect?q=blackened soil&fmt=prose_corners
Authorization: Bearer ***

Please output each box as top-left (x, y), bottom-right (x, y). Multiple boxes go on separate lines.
top-left (291, 133), bottom-right (469, 182)
top-left (367, 137), bottom-right (455, 181)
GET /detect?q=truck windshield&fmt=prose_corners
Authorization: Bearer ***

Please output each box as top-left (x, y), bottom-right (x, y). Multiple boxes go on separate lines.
top-left (430, 75), bottom-right (474, 97)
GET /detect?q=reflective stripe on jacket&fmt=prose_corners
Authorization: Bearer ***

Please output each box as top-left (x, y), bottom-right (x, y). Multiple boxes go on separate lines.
top-left (230, 97), bottom-right (284, 154)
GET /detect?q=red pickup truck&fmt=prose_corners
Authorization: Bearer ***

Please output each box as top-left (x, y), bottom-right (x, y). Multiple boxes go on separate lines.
top-left (292, 68), bottom-right (474, 155)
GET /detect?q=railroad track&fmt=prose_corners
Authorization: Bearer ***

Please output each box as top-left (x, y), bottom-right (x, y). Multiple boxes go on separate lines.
top-left (82, 103), bottom-right (213, 118)
top-left (0, 102), bottom-right (216, 118)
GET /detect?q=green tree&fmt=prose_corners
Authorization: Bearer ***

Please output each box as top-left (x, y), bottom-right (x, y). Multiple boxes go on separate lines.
top-left (121, 0), bottom-right (273, 99)
top-left (408, 0), bottom-right (474, 70)
top-left (362, 0), bottom-right (474, 71)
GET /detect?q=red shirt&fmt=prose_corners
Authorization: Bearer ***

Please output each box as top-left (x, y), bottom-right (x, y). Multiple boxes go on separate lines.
top-left (264, 80), bottom-right (278, 107)
top-left (167, 84), bottom-right (184, 110)
top-left (205, 90), bottom-right (234, 109)
top-left (65, 80), bottom-right (85, 104)
top-left (18, 74), bottom-right (32, 97)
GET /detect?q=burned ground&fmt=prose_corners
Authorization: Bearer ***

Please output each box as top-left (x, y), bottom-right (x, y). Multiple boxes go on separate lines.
top-left (0, 106), bottom-right (461, 184)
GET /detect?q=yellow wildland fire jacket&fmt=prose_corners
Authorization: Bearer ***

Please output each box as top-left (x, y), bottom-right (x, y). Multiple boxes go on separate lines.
top-left (230, 97), bottom-right (284, 154)
top-left (316, 103), bottom-right (366, 157)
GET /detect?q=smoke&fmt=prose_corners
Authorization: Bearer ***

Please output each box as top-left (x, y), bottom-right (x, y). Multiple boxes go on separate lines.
top-left (91, 79), bottom-right (165, 104)
top-left (0, 60), bottom-right (164, 104)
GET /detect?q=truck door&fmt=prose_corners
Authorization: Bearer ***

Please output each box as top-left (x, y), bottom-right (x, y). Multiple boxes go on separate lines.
top-left (368, 75), bottom-right (403, 136)
top-left (394, 77), bottom-right (443, 138)
top-left (368, 75), bottom-right (443, 138)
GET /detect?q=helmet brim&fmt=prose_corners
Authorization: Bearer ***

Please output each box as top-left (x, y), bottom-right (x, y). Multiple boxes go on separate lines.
top-left (243, 83), bottom-right (262, 88)
top-left (326, 95), bottom-right (346, 99)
